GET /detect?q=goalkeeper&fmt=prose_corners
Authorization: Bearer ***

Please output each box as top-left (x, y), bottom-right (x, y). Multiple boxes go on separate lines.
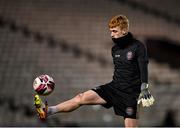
top-left (34, 15), bottom-right (155, 127)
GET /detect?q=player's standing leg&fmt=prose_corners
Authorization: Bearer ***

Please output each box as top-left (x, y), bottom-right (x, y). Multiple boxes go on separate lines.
top-left (124, 118), bottom-right (138, 127)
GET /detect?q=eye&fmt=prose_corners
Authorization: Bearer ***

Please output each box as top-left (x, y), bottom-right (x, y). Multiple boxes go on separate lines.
top-left (112, 30), bottom-right (118, 33)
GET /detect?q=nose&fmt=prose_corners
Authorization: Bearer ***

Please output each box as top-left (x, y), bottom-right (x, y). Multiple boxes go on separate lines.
top-left (111, 32), bottom-right (114, 38)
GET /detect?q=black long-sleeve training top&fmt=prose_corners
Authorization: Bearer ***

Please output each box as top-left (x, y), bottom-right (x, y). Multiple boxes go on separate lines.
top-left (111, 32), bottom-right (148, 91)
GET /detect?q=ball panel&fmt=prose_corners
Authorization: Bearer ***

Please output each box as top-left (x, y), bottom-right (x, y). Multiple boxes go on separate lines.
top-left (33, 77), bottom-right (41, 90)
top-left (35, 84), bottom-right (47, 95)
top-left (47, 81), bottom-right (55, 90)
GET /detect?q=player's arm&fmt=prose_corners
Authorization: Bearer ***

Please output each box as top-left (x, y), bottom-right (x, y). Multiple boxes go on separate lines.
top-left (136, 42), bottom-right (155, 107)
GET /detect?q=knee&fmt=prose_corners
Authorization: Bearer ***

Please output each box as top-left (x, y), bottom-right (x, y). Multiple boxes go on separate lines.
top-left (74, 93), bottom-right (84, 105)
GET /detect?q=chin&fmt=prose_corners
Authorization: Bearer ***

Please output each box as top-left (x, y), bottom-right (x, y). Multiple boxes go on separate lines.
top-left (116, 35), bottom-right (124, 38)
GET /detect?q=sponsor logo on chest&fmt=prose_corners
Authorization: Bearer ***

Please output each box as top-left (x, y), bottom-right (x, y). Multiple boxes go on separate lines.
top-left (115, 54), bottom-right (121, 58)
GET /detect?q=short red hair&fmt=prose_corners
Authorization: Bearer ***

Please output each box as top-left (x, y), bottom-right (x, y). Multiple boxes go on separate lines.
top-left (108, 15), bottom-right (129, 30)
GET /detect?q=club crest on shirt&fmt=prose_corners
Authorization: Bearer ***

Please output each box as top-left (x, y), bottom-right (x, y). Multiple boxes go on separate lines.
top-left (126, 51), bottom-right (133, 60)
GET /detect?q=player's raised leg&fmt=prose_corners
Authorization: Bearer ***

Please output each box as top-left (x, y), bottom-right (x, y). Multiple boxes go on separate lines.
top-left (48, 90), bottom-right (106, 114)
top-left (34, 90), bottom-right (106, 119)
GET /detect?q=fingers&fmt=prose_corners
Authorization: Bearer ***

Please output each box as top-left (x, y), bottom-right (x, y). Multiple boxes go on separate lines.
top-left (137, 98), bottom-right (142, 104)
top-left (137, 92), bottom-right (155, 107)
top-left (138, 91), bottom-right (155, 107)
top-left (137, 93), bottom-right (143, 104)
top-left (142, 98), bottom-right (150, 107)
top-left (141, 96), bottom-right (155, 107)
top-left (149, 96), bottom-right (155, 105)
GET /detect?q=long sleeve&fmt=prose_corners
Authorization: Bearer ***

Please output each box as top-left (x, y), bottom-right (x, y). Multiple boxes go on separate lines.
top-left (136, 42), bottom-right (149, 83)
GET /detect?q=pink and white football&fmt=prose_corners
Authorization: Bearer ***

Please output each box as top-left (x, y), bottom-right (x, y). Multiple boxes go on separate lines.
top-left (33, 74), bottom-right (55, 96)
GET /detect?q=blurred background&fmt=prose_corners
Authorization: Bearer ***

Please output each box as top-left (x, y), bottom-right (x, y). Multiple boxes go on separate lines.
top-left (0, 0), bottom-right (180, 127)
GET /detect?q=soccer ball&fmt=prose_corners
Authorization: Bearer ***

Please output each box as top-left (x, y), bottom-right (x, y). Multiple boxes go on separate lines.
top-left (33, 74), bottom-right (55, 96)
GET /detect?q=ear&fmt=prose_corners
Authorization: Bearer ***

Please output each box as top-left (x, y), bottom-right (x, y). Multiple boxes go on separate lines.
top-left (122, 28), bottom-right (128, 35)
top-left (122, 31), bottom-right (126, 35)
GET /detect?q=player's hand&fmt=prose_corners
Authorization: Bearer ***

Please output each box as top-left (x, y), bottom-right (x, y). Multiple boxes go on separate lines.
top-left (137, 83), bottom-right (155, 107)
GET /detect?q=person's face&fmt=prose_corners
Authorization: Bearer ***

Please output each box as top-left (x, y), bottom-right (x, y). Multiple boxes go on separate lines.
top-left (109, 26), bottom-right (126, 39)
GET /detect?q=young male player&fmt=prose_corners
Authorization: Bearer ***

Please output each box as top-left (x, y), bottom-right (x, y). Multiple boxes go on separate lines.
top-left (34, 15), bottom-right (155, 127)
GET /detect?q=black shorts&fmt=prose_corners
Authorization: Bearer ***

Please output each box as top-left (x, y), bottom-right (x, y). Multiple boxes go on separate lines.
top-left (91, 81), bottom-right (140, 119)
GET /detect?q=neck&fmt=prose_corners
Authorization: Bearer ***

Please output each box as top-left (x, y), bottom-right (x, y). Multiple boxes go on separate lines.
top-left (112, 32), bottom-right (133, 48)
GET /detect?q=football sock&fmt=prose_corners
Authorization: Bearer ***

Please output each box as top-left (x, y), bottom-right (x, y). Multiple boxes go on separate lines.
top-left (47, 106), bottom-right (59, 116)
